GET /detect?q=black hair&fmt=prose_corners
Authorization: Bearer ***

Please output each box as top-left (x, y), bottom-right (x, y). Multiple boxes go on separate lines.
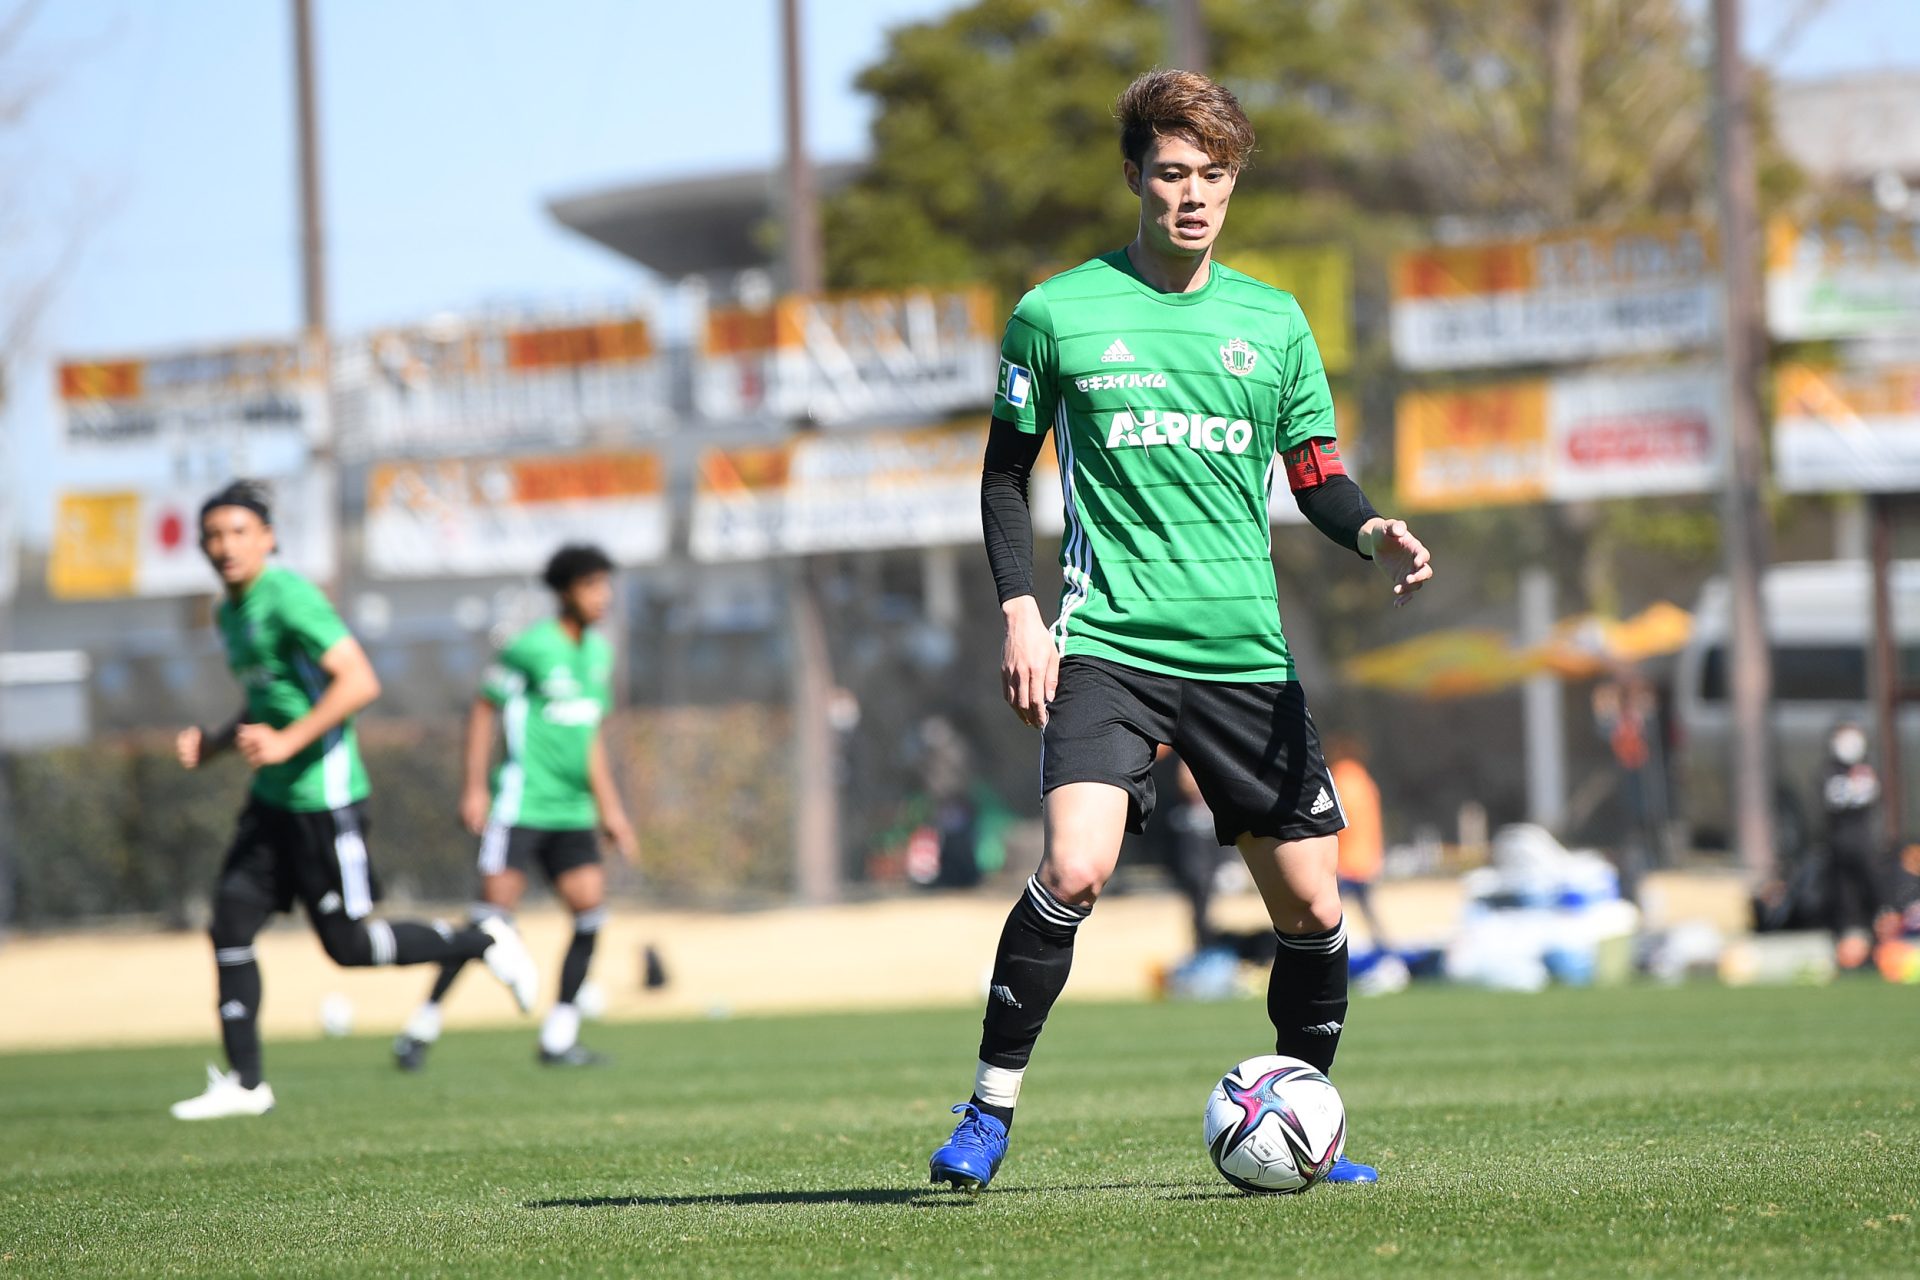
top-left (543, 543), bottom-right (614, 593)
top-left (199, 478), bottom-right (274, 528)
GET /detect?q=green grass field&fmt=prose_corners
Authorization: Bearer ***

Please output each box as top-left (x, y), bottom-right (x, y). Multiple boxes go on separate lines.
top-left (3, 982), bottom-right (1917, 1278)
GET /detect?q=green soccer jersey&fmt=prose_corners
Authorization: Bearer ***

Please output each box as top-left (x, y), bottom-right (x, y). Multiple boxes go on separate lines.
top-left (215, 564), bottom-right (371, 813)
top-left (481, 618), bottom-right (614, 832)
top-left (994, 250), bottom-right (1338, 682)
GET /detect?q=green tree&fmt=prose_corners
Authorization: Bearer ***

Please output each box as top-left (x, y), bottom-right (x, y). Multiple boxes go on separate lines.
top-left (824, 0), bottom-right (1752, 297)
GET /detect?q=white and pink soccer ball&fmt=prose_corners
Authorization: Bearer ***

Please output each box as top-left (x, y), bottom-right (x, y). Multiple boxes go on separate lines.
top-left (1202, 1054), bottom-right (1346, 1193)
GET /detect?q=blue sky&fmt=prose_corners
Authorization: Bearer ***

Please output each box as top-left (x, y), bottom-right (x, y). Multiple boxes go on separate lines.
top-left (1, 0), bottom-right (1914, 546)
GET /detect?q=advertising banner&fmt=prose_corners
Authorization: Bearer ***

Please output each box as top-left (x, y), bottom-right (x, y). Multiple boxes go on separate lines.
top-left (694, 286), bottom-right (999, 426)
top-left (343, 312), bottom-right (667, 458)
top-left (1227, 246), bottom-right (1354, 374)
top-left (1396, 364), bottom-right (1723, 510)
top-left (1391, 222), bottom-right (1719, 371)
top-left (363, 450), bottom-right (668, 578)
top-left (48, 472), bottom-right (335, 600)
top-left (1773, 363), bottom-right (1920, 493)
top-left (58, 340), bottom-right (322, 449)
top-left (689, 410), bottom-right (1335, 563)
top-left (1767, 217), bottom-right (1920, 340)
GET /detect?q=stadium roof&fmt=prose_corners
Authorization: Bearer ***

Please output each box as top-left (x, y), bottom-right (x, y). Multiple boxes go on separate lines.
top-left (547, 163), bottom-right (862, 280)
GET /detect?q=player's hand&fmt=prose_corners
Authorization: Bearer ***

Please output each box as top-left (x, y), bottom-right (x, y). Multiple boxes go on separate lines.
top-left (1001, 595), bottom-right (1060, 729)
top-left (1362, 518), bottom-right (1434, 607)
top-left (603, 813), bottom-right (640, 866)
top-left (176, 726), bottom-right (203, 770)
top-left (460, 784), bottom-right (492, 836)
top-left (234, 723), bottom-right (295, 768)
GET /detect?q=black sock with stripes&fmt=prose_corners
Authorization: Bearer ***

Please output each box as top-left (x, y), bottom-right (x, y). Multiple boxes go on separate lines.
top-left (973, 874), bottom-right (1093, 1125)
top-left (1268, 918), bottom-right (1349, 1073)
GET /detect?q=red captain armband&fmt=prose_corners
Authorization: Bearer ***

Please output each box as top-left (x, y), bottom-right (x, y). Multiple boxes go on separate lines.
top-left (1283, 438), bottom-right (1348, 493)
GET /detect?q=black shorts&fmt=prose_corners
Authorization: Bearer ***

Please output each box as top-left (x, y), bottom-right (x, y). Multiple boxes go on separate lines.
top-left (476, 824), bottom-right (601, 882)
top-left (215, 799), bottom-right (383, 920)
top-left (1041, 655), bottom-right (1346, 847)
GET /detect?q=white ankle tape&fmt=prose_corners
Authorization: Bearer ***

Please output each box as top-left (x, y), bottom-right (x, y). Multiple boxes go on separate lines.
top-left (973, 1061), bottom-right (1025, 1109)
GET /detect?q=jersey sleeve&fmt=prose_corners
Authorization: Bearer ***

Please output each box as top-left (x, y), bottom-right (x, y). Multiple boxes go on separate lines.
top-left (992, 287), bottom-right (1059, 435)
top-left (279, 574), bottom-right (351, 661)
top-left (1275, 295), bottom-right (1336, 451)
top-left (480, 637), bottom-right (531, 706)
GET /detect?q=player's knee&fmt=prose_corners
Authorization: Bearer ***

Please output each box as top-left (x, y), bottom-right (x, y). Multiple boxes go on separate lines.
top-left (1037, 855), bottom-right (1109, 906)
top-left (1274, 890), bottom-right (1344, 937)
top-left (209, 895), bottom-right (262, 951)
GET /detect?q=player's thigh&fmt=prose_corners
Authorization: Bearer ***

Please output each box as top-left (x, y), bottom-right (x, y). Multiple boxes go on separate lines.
top-left (1040, 657), bottom-right (1176, 830)
top-left (1038, 782), bottom-right (1135, 903)
top-left (285, 803), bottom-right (379, 922)
top-left (1236, 833), bottom-right (1341, 934)
top-left (213, 802), bottom-right (294, 919)
top-left (1173, 679), bottom-right (1343, 848)
top-left (544, 831), bottom-right (606, 912)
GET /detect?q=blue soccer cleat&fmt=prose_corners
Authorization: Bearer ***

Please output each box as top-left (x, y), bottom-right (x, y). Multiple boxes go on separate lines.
top-left (1323, 1153), bottom-right (1379, 1185)
top-left (928, 1103), bottom-right (1009, 1193)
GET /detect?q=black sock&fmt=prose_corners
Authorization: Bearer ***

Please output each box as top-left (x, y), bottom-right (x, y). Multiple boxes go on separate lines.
top-left (559, 906), bottom-right (605, 1004)
top-left (215, 948), bottom-right (264, 1089)
top-left (968, 1094), bottom-right (1016, 1128)
top-left (1268, 918), bottom-right (1349, 1073)
top-left (973, 874), bottom-right (1092, 1120)
top-left (386, 919), bottom-right (489, 965)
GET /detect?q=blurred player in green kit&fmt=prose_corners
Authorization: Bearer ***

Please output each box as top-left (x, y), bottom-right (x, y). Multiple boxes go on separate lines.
top-left (395, 544), bottom-right (639, 1069)
top-left (170, 480), bottom-right (538, 1120)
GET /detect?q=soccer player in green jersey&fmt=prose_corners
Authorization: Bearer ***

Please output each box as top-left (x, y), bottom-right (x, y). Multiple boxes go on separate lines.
top-left (394, 544), bottom-right (638, 1069)
top-left (169, 481), bottom-right (538, 1120)
top-left (928, 70), bottom-right (1433, 1191)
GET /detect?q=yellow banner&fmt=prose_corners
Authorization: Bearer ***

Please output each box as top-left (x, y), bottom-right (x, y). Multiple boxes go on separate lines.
top-left (1396, 383), bottom-right (1551, 509)
top-left (1228, 246), bottom-right (1353, 373)
top-left (49, 492), bottom-right (140, 599)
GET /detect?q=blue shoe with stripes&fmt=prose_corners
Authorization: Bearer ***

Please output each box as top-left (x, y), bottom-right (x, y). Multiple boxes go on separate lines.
top-left (928, 1103), bottom-right (1008, 1193)
top-left (1323, 1153), bottom-right (1379, 1184)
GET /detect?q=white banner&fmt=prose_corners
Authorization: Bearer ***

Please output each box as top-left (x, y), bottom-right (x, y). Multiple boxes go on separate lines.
top-left (1391, 224), bottom-right (1720, 371)
top-left (1768, 217), bottom-right (1920, 341)
top-left (1773, 364), bottom-right (1920, 493)
top-left (364, 451), bottom-right (669, 579)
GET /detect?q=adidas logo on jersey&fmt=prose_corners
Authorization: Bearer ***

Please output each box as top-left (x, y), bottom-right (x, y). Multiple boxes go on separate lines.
top-left (1104, 408), bottom-right (1255, 455)
top-left (1100, 338), bottom-right (1136, 363)
top-left (1310, 787), bottom-right (1335, 816)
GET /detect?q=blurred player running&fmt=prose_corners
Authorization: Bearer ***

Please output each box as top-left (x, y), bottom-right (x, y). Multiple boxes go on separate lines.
top-left (927, 70), bottom-right (1433, 1191)
top-left (394, 544), bottom-right (638, 1069)
top-left (170, 481), bottom-right (538, 1120)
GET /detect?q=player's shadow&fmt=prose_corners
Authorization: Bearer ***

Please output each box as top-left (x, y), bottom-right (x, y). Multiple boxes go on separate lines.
top-left (527, 1182), bottom-right (1183, 1211)
top-left (526, 1189), bottom-right (967, 1210)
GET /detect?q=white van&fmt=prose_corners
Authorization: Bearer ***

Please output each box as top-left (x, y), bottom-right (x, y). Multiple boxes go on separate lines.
top-left (1673, 559), bottom-right (1920, 855)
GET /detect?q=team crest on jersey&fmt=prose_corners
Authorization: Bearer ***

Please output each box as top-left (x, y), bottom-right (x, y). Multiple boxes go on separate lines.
top-left (1220, 337), bottom-right (1258, 378)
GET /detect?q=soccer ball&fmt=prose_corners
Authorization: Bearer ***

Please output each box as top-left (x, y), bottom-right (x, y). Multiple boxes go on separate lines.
top-left (1202, 1054), bottom-right (1345, 1193)
top-left (318, 993), bottom-right (354, 1038)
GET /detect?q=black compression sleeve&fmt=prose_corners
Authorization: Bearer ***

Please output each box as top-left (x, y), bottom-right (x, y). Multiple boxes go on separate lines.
top-left (981, 416), bottom-right (1047, 603)
top-left (1294, 474), bottom-right (1381, 558)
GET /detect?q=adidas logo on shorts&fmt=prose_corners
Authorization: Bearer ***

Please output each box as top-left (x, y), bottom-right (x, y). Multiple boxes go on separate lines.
top-left (1310, 787), bottom-right (1334, 816)
top-left (990, 984), bottom-right (1024, 1009)
top-left (1100, 338), bottom-right (1135, 363)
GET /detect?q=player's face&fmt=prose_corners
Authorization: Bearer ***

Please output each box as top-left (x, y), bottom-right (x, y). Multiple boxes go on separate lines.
top-left (1125, 134), bottom-right (1236, 259)
top-left (564, 571), bottom-right (614, 626)
top-left (199, 506), bottom-right (275, 587)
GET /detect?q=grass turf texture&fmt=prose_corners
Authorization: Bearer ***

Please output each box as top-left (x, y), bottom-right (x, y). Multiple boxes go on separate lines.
top-left (2, 983), bottom-right (1916, 1278)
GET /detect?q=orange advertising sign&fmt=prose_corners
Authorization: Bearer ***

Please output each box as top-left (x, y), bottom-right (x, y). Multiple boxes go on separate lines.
top-left (504, 318), bottom-right (653, 369)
